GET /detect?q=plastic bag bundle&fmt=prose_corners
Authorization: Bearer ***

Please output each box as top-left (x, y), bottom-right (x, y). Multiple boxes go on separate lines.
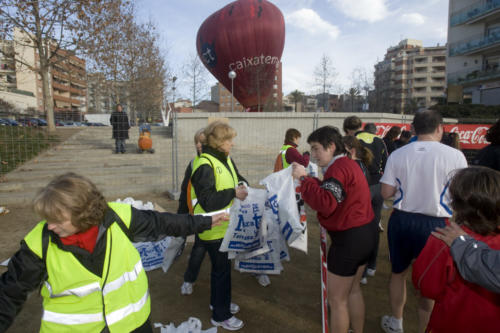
top-left (154, 317), bottom-right (217, 333)
top-left (221, 167), bottom-right (304, 275)
top-left (114, 197), bottom-right (184, 273)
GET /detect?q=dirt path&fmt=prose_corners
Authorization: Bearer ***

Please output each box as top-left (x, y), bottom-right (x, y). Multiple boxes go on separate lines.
top-left (1, 191), bottom-right (425, 333)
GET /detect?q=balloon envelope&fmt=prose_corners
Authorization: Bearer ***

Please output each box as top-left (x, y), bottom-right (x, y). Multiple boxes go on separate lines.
top-left (197, 0), bottom-right (285, 111)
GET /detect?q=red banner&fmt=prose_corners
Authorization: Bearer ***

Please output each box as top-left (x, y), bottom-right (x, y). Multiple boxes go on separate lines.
top-left (320, 226), bottom-right (329, 333)
top-left (374, 123), bottom-right (491, 150)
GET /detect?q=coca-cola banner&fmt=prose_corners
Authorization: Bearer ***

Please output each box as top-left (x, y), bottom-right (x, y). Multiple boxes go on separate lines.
top-left (374, 123), bottom-right (491, 150)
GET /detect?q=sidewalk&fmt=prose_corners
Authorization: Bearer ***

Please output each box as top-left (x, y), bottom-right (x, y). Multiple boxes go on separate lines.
top-left (0, 126), bottom-right (173, 206)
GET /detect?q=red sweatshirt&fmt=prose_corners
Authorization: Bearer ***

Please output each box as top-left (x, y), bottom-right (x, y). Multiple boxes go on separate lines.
top-left (284, 142), bottom-right (310, 167)
top-left (413, 225), bottom-right (500, 333)
top-left (300, 156), bottom-right (373, 232)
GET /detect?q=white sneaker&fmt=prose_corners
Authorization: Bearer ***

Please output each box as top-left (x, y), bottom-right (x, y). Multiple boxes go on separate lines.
top-left (381, 315), bottom-right (403, 333)
top-left (210, 302), bottom-right (240, 315)
top-left (256, 274), bottom-right (271, 287)
top-left (180, 282), bottom-right (193, 295)
top-left (211, 316), bottom-right (244, 331)
top-left (360, 277), bottom-right (368, 285)
top-left (366, 268), bottom-right (376, 277)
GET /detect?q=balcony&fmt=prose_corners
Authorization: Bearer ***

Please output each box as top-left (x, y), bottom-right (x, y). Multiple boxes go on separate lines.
top-left (449, 31), bottom-right (500, 56)
top-left (447, 65), bottom-right (500, 85)
top-left (450, 0), bottom-right (500, 26)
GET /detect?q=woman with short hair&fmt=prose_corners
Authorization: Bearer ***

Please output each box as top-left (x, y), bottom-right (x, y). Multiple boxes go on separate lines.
top-left (190, 121), bottom-right (248, 331)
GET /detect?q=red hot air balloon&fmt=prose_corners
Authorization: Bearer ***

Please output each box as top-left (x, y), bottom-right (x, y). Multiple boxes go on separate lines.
top-left (197, 0), bottom-right (285, 111)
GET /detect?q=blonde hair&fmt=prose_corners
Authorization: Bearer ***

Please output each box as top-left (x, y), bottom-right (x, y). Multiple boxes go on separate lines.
top-left (204, 121), bottom-right (236, 150)
top-left (33, 173), bottom-right (108, 231)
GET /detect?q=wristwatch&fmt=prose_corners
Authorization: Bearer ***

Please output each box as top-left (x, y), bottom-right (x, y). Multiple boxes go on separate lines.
top-left (300, 176), bottom-right (306, 182)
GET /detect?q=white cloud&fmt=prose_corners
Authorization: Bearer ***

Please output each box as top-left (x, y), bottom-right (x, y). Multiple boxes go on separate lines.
top-left (286, 9), bottom-right (341, 39)
top-left (400, 13), bottom-right (426, 25)
top-left (329, 0), bottom-right (389, 22)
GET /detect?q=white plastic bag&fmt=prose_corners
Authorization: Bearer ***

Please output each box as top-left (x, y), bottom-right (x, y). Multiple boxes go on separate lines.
top-left (260, 168), bottom-right (304, 244)
top-left (289, 179), bottom-right (308, 254)
top-left (220, 188), bottom-right (269, 258)
top-left (154, 317), bottom-right (217, 333)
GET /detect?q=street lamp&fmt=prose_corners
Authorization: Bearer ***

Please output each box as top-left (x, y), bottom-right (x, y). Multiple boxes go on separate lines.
top-left (228, 70), bottom-right (237, 112)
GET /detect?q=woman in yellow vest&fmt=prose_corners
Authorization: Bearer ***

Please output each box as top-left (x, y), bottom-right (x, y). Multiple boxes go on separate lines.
top-left (0, 172), bottom-right (226, 333)
top-left (190, 121), bottom-right (248, 331)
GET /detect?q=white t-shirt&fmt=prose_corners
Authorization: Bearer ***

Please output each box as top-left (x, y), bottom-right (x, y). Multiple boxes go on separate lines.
top-left (380, 141), bottom-right (468, 217)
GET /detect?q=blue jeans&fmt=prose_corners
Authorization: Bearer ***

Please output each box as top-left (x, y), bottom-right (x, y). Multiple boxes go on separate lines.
top-left (115, 139), bottom-right (126, 153)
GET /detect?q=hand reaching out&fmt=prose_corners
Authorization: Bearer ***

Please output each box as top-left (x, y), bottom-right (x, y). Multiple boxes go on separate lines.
top-left (431, 221), bottom-right (468, 247)
top-left (211, 212), bottom-right (230, 228)
top-left (235, 185), bottom-right (248, 201)
top-left (291, 162), bottom-right (307, 180)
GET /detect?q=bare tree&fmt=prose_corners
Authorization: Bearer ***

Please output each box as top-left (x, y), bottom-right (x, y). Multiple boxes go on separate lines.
top-left (314, 54), bottom-right (337, 111)
top-left (0, 0), bottom-right (117, 131)
top-left (350, 67), bottom-right (374, 109)
top-left (182, 53), bottom-right (208, 112)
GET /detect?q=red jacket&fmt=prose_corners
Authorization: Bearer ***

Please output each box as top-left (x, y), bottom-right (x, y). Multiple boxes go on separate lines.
top-left (300, 156), bottom-right (373, 232)
top-left (413, 225), bottom-right (500, 333)
top-left (284, 142), bottom-right (309, 167)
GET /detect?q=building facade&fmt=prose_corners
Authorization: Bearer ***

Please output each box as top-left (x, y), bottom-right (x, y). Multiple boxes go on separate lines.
top-left (447, 0), bottom-right (500, 105)
top-left (0, 29), bottom-right (87, 119)
top-left (211, 82), bottom-right (245, 112)
top-left (374, 39), bottom-right (447, 113)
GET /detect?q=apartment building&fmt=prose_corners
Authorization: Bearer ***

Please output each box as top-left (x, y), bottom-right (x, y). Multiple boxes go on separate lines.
top-left (374, 39), bottom-right (447, 113)
top-left (447, 0), bottom-right (500, 104)
top-left (211, 82), bottom-right (245, 112)
top-left (0, 28), bottom-right (87, 119)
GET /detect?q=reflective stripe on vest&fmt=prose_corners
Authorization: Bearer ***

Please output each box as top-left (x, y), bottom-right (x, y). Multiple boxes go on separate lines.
top-left (191, 153), bottom-right (238, 240)
top-left (25, 202), bottom-right (150, 333)
top-left (281, 145), bottom-right (293, 169)
top-left (43, 310), bottom-right (103, 325)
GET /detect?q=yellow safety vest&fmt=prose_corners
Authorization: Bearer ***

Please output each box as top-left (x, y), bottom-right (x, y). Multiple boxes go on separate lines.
top-left (280, 144), bottom-right (293, 169)
top-left (24, 202), bottom-right (150, 333)
top-left (191, 153), bottom-right (238, 241)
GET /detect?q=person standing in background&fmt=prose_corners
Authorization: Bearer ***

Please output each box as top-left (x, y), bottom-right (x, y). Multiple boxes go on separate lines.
top-left (179, 129), bottom-right (208, 296)
top-left (473, 119), bottom-right (500, 171)
top-left (110, 104), bottom-right (130, 154)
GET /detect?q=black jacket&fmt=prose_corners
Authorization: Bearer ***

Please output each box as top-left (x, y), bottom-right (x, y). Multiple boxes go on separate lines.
top-left (0, 206), bottom-right (212, 332)
top-left (355, 131), bottom-right (388, 185)
top-left (191, 146), bottom-right (247, 213)
top-left (110, 111), bottom-right (130, 140)
top-left (473, 144), bottom-right (500, 171)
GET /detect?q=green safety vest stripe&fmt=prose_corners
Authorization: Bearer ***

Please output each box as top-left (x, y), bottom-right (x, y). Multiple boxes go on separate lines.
top-left (356, 132), bottom-right (377, 144)
top-left (191, 153), bottom-right (238, 240)
top-left (280, 144), bottom-right (293, 169)
top-left (25, 202), bottom-right (150, 333)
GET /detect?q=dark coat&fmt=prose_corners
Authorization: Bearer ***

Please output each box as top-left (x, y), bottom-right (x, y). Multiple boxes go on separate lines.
top-left (110, 111), bottom-right (130, 139)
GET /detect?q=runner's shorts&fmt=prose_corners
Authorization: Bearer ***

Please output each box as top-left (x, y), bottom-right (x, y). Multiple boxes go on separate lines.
top-left (327, 220), bottom-right (377, 276)
top-left (387, 209), bottom-right (446, 273)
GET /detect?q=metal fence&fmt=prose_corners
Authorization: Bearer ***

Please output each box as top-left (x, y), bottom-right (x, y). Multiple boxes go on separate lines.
top-left (167, 112), bottom-right (415, 195)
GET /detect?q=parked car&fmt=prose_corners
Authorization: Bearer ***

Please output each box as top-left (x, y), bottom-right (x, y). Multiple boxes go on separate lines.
top-left (55, 120), bottom-right (66, 126)
top-left (0, 118), bottom-right (18, 126)
top-left (29, 118), bottom-right (47, 126)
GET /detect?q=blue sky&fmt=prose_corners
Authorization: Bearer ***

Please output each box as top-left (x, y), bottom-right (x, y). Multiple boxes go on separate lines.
top-left (136, 0), bottom-right (449, 99)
